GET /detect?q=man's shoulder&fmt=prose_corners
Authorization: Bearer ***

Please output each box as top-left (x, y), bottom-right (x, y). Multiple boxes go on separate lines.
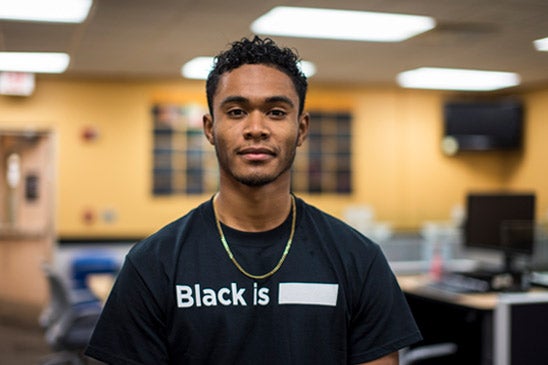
top-left (129, 199), bottom-right (212, 258)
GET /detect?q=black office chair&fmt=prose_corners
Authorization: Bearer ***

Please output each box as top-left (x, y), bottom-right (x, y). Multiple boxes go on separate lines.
top-left (40, 263), bottom-right (103, 365)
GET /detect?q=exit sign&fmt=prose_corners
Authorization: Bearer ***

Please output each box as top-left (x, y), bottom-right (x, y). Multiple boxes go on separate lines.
top-left (0, 72), bottom-right (35, 96)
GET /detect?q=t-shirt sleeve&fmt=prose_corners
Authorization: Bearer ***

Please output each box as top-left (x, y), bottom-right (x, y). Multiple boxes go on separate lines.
top-left (349, 246), bottom-right (422, 364)
top-left (85, 255), bottom-right (169, 365)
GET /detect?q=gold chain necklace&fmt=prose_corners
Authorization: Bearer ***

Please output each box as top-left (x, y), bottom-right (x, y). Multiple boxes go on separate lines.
top-left (212, 194), bottom-right (296, 280)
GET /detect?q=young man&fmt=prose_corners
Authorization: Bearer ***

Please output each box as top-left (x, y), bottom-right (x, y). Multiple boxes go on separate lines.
top-left (85, 36), bottom-right (421, 364)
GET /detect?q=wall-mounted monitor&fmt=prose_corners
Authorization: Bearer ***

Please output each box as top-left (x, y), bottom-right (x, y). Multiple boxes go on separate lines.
top-left (442, 101), bottom-right (524, 155)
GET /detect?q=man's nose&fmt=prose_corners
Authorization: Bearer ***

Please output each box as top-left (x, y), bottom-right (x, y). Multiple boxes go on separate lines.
top-left (243, 112), bottom-right (269, 139)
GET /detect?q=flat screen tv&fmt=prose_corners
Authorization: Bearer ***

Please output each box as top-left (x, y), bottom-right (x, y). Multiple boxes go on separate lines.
top-left (443, 101), bottom-right (523, 154)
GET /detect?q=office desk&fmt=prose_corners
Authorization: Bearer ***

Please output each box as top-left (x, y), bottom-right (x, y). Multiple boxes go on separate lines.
top-left (398, 275), bottom-right (499, 309)
top-left (398, 274), bottom-right (548, 365)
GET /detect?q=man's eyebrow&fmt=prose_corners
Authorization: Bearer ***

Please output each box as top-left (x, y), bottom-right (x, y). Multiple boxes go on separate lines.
top-left (220, 96), bottom-right (249, 106)
top-left (219, 95), bottom-right (295, 108)
top-left (265, 96), bottom-right (295, 108)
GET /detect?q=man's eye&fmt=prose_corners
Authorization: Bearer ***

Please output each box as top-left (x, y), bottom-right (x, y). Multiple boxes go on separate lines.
top-left (269, 109), bottom-right (287, 118)
top-left (227, 109), bottom-right (245, 117)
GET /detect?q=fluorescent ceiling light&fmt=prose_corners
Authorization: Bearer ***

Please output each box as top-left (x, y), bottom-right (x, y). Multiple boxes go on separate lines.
top-left (0, 52), bottom-right (70, 73)
top-left (181, 57), bottom-right (215, 80)
top-left (251, 6), bottom-right (435, 42)
top-left (533, 36), bottom-right (548, 51)
top-left (0, 0), bottom-right (92, 23)
top-left (297, 61), bottom-right (316, 78)
top-left (181, 57), bottom-right (316, 80)
top-left (397, 67), bottom-right (521, 91)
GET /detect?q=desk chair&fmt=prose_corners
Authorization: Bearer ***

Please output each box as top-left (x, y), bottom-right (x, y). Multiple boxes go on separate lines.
top-left (40, 263), bottom-right (103, 365)
top-left (400, 342), bottom-right (458, 365)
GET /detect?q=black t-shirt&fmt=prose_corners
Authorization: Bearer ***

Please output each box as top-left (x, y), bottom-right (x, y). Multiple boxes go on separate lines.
top-left (85, 196), bottom-right (421, 364)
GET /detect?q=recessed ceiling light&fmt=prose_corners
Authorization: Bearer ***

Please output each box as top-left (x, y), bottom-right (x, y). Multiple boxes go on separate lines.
top-left (251, 6), bottom-right (435, 42)
top-left (397, 67), bottom-right (521, 91)
top-left (0, 52), bottom-right (70, 73)
top-left (0, 0), bottom-right (92, 23)
top-left (181, 57), bottom-right (316, 80)
top-left (533, 36), bottom-right (548, 51)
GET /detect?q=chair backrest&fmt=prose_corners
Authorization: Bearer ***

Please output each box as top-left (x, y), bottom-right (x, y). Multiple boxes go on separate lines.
top-left (40, 263), bottom-right (72, 327)
top-left (70, 254), bottom-right (119, 290)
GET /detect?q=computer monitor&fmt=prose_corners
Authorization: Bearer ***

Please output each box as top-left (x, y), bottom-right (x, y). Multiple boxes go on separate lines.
top-left (464, 192), bottom-right (536, 272)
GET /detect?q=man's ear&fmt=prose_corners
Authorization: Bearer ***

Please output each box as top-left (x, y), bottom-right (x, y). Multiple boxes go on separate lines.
top-left (203, 114), bottom-right (215, 145)
top-left (297, 112), bottom-right (310, 147)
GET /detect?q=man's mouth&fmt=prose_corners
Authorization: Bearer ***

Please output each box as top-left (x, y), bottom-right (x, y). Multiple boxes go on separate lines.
top-left (237, 147), bottom-right (275, 162)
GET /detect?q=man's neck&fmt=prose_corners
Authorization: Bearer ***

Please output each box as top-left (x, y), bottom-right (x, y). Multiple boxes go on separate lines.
top-left (214, 185), bottom-right (293, 232)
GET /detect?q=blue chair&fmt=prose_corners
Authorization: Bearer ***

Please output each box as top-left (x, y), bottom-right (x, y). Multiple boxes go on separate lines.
top-left (69, 253), bottom-right (119, 304)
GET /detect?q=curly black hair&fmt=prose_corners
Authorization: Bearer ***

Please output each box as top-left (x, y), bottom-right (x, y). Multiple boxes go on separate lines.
top-left (206, 36), bottom-right (308, 116)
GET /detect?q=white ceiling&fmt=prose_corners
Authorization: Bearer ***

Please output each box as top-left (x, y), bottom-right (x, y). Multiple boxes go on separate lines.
top-left (1, 0), bottom-right (548, 91)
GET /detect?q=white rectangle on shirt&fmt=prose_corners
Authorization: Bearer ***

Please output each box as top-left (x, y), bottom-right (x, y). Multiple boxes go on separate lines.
top-left (278, 282), bottom-right (338, 306)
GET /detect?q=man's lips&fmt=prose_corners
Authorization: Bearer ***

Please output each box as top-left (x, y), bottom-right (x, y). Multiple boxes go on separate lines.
top-left (237, 147), bottom-right (275, 161)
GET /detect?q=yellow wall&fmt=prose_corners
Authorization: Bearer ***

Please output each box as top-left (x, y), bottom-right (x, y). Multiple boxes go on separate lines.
top-left (1, 77), bottom-right (547, 238)
top-left (506, 89), bottom-right (548, 195)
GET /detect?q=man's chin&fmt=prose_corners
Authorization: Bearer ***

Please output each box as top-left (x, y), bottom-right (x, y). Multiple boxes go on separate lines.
top-left (228, 163), bottom-right (292, 187)
top-left (235, 175), bottom-right (275, 187)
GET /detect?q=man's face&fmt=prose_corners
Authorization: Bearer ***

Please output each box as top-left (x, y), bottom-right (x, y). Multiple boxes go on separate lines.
top-left (203, 64), bottom-right (308, 188)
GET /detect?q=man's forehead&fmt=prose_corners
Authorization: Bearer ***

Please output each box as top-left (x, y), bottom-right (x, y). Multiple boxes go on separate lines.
top-left (214, 64), bottom-right (298, 104)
